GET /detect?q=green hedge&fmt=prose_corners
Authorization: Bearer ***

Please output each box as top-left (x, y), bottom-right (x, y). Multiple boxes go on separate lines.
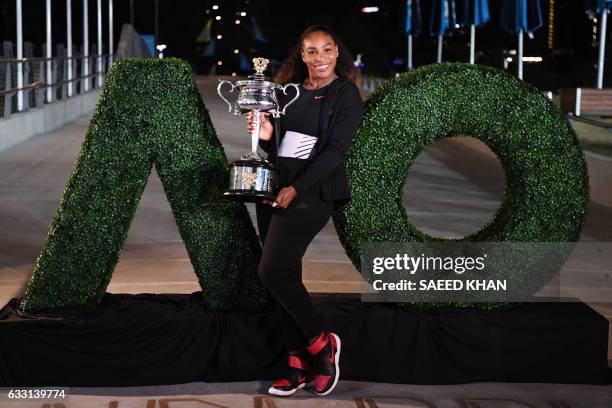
top-left (333, 63), bottom-right (589, 308)
top-left (20, 58), bottom-right (272, 312)
top-left (20, 60), bottom-right (589, 312)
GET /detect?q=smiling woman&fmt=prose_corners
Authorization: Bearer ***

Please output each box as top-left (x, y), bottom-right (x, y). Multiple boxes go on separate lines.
top-left (245, 25), bottom-right (363, 398)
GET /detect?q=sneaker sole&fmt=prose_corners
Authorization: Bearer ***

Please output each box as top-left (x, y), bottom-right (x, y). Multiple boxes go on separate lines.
top-left (314, 332), bottom-right (341, 396)
top-left (268, 381), bottom-right (305, 397)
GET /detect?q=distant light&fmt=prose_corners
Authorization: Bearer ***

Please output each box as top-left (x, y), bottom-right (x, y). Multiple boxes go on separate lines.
top-left (509, 49), bottom-right (517, 55)
top-left (156, 44), bottom-right (167, 59)
top-left (217, 60), bottom-right (223, 66)
top-left (455, 23), bottom-right (460, 28)
top-left (212, 5), bottom-right (219, 10)
top-left (217, 34), bottom-right (223, 39)
top-left (354, 53), bottom-right (363, 67)
top-left (240, 11), bottom-right (247, 17)
top-left (505, 56), bottom-right (542, 63)
top-left (234, 49), bottom-right (239, 54)
top-left (231, 72), bottom-right (237, 77)
top-left (361, 7), bottom-right (379, 13)
top-left (215, 15), bottom-right (221, 21)
top-left (235, 19), bottom-right (241, 24)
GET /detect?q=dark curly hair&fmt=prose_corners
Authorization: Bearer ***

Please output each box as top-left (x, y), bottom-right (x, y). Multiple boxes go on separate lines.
top-left (274, 25), bottom-right (359, 85)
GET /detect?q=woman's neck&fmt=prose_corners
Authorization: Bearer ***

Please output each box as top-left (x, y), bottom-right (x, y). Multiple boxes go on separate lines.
top-left (304, 73), bottom-right (338, 90)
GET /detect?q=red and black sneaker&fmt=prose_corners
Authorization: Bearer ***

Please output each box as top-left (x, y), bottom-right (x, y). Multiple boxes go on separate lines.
top-left (306, 331), bottom-right (342, 396)
top-left (267, 349), bottom-right (314, 397)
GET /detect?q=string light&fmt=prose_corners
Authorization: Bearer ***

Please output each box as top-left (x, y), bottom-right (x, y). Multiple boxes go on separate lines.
top-left (361, 7), bottom-right (379, 13)
top-left (217, 60), bottom-right (223, 66)
top-left (217, 34), bottom-right (222, 39)
top-left (235, 19), bottom-right (241, 24)
top-left (212, 5), bottom-right (219, 10)
top-left (547, 0), bottom-right (554, 49)
top-left (215, 15), bottom-right (221, 21)
top-left (240, 11), bottom-right (246, 16)
top-left (234, 49), bottom-right (239, 54)
top-left (506, 56), bottom-right (542, 63)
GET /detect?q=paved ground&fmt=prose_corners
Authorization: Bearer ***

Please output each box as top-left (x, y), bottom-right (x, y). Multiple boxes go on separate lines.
top-left (0, 76), bottom-right (611, 406)
top-left (2, 381), bottom-right (611, 408)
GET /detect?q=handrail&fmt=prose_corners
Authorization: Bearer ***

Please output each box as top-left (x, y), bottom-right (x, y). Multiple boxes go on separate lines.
top-left (0, 68), bottom-right (107, 98)
top-left (0, 54), bottom-right (108, 64)
top-left (1, 53), bottom-right (115, 119)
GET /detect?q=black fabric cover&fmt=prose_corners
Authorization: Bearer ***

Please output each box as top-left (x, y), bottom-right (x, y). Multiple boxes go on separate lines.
top-left (0, 292), bottom-right (609, 386)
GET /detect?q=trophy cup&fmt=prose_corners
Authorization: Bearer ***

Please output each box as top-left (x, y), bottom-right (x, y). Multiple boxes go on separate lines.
top-left (217, 57), bottom-right (300, 202)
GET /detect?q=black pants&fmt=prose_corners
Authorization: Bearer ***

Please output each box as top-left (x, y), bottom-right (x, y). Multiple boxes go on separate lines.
top-left (256, 186), bottom-right (334, 351)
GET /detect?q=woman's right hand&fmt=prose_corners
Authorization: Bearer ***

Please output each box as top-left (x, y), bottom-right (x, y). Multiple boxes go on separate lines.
top-left (246, 111), bottom-right (273, 141)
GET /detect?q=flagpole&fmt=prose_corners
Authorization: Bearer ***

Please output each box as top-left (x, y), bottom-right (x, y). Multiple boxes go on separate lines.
top-left (16, 0), bottom-right (23, 111)
top-left (408, 34), bottom-right (413, 70)
top-left (597, 9), bottom-right (608, 89)
top-left (97, 0), bottom-right (102, 88)
top-left (46, 0), bottom-right (53, 102)
top-left (83, 0), bottom-right (89, 92)
top-left (437, 34), bottom-right (443, 63)
top-left (470, 24), bottom-right (475, 64)
top-left (108, 0), bottom-right (113, 66)
top-left (518, 27), bottom-right (524, 80)
top-left (154, 0), bottom-right (159, 58)
top-left (67, 0), bottom-right (73, 97)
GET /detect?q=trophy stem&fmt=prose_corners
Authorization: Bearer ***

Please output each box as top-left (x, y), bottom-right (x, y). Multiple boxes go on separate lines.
top-left (251, 109), bottom-right (261, 155)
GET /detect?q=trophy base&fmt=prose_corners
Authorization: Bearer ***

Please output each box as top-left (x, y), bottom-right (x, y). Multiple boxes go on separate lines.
top-left (224, 157), bottom-right (277, 203)
top-left (223, 189), bottom-right (276, 203)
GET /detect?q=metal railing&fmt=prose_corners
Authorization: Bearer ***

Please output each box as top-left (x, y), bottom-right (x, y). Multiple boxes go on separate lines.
top-left (0, 53), bottom-right (114, 120)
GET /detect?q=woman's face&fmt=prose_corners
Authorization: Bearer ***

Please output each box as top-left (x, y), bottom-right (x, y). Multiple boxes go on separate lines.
top-left (300, 31), bottom-right (339, 80)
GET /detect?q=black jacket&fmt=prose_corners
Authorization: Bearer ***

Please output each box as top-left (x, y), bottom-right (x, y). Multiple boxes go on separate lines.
top-left (259, 78), bottom-right (363, 209)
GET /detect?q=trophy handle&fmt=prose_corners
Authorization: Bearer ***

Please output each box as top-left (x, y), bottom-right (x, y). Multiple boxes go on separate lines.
top-left (273, 82), bottom-right (300, 117)
top-left (217, 80), bottom-right (237, 114)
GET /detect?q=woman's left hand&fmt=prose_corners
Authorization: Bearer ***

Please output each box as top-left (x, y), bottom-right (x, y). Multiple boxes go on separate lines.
top-left (263, 186), bottom-right (298, 209)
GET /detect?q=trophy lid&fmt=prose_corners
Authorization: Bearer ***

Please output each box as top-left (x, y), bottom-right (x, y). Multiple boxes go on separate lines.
top-left (248, 57), bottom-right (271, 81)
top-left (236, 57), bottom-right (277, 88)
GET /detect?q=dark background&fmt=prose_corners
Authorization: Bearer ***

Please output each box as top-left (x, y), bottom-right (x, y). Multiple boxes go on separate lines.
top-left (0, 0), bottom-right (607, 90)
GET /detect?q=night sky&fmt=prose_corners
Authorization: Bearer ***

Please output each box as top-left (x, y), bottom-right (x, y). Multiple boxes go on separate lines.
top-left (0, 0), bottom-right (608, 89)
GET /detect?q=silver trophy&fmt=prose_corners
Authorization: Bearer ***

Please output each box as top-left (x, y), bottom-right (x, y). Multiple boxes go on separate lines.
top-left (217, 57), bottom-right (300, 202)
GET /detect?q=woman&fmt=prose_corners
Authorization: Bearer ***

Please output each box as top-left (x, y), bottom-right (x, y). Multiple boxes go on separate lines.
top-left (246, 25), bottom-right (363, 397)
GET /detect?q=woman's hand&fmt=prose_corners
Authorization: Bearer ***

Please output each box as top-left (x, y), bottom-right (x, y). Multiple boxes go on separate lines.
top-left (263, 186), bottom-right (298, 209)
top-left (246, 111), bottom-right (273, 141)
